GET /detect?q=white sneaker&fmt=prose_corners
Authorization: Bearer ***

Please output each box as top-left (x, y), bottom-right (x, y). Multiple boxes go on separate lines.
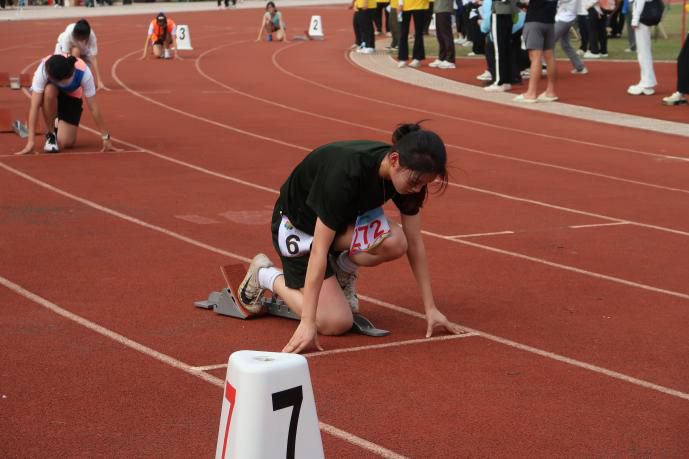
top-left (237, 253), bottom-right (274, 315)
top-left (627, 84), bottom-right (655, 96)
top-left (583, 51), bottom-right (600, 59)
top-left (438, 61), bottom-right (456, 69)
top-left (662, 91), bottom-right (688, 106)
top-left (520, 69), bottom-right (531, 79)
top-left (467, 51), bottom-right (476, 56)
top-left (428, 59), bottom-right (442, 68)
top-left (43, 132), bottom-right (59, 153)
top-left (601, 53), bottom-right (609, 57)
top-left (409, 59), bottom-right (421, 68)
top-left (398, 60), bottom-right (408, 68)
top-left (576, 49), bottom-right (585, 56)
top-left (331, 256), bottom-right (359, 313)
top-left (462, 40), bottom-right (473, 47)
top-left (624, 47), bottom-right (636, 53)
top-left (484, 83), bottom-right (512, 92)
top-left (360, 47), bottom-right (375, 54)
top-left (454, 37), bottom-right (467, 45)
top-left (571, 67), bottom-right (589, 74)
top-left (476, 70), bottom-right (492, 81)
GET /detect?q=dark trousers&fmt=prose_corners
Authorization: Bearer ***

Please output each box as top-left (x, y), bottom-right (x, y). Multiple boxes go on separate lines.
top-left (469, 15), bottom-right (486, 54)
top-left (577, 14), bottom-right (589, 51)
top-left (492, 14), bottom-right (513, 85)
top-left (678, 33), bottom-right (689, 94)
top-left (423, 4), bottom-right (434, 34)
top-left (353, 11), bottom-right (362, 45)
top-left (456, 0), bottom-right (468, 36)
top-left (399, 10), bottom-right (426, 61)
top-left (374, 2), bottom-right (390, 33)
top-left (609, 9), bottom-right (625, 36)
top-left (485, 32), bottom-right (528, 84)
top-left (588, 8), bottom-right (608, 54)
top-left (355, 9), bottom-right (376, 48)
top-left (436, 12), bottom-right (455, 63)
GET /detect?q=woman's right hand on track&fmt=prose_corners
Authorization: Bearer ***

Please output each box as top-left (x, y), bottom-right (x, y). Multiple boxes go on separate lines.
top-left (282, 320), bottom-right (323, 354)
top-left (14, 142), bottom-right (35, 156)
top-left (139, 54), bottom-right (147, 60)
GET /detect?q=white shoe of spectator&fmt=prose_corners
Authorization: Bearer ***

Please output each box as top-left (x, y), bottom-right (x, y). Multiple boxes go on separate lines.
top-left (520, 69), bottom-right (531, 79)
top-left (624, 47), bottom-right (635, 53)
top-left (571, 67), bottom-right (588, 74)
top-left (439, 61), bottom-right (456, 69)
top-left (583, 51), bottom-right (600, 59)
top-left (476, 70), bottom-right (492, 81)
top-left (462, 41), bottom-right (473, 47)
top-left (359, 47), bottom-right (375, 54)
top-left (398, 60), bottom-right (408, 68)
top-left (662, 92), bottom-right (688, 105)
top-left (409, 59), bottom-right (421, 68)
top-left (601, 53), bottom-right (609, 57)
top-left (627, 84), bottom-right (655, 96)
top-left (428, 59), bottom-right (443, 68)
top-left (467, 51), bottom-right (476, 56)
top-left (484, 83), bottom-right (512, 92)
top-left (454, 37), bottom-right (467, 45)
top-left (576, 49), bottom-right (585, 56)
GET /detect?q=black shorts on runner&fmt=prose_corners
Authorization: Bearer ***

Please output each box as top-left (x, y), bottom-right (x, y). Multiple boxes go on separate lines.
top-left (271, 200), bottom-right (335, 289)
top-left (57, 91), bottom-right (83, 126)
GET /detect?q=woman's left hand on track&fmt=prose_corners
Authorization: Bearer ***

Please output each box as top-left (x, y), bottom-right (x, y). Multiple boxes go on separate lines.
top-left (282, 320), bottom-right (323, 354)
top-left (97, 82), bottom-right (110, 92)
top-left (425, 307), bottom-right (464, 338)
top-left (14, 142), bottom-right (36, 155)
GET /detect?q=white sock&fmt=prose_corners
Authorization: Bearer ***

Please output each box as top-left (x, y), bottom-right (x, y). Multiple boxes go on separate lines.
top-left (336, 251), bottom-right (358, 274)
top-left (257, 266), bottom-right (282, 292)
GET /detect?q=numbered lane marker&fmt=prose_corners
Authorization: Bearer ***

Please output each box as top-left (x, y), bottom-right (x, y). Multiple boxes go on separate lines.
top-left (308, 15), bottom-right (324, 38)
top-left (215, 351), bottom-right (324, 459)
top-left (176, 24), bottom-right (193, 50)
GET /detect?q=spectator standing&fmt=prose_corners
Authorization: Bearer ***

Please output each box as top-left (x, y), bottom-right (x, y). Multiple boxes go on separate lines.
top-left (554, 0), bottom-right (588, 74)
top-left (627, 0), bottom-right (656, 94)
top-left (398, 0), bottom-right (430, 67)
top-left (429, 0), bottom-right (456, 68)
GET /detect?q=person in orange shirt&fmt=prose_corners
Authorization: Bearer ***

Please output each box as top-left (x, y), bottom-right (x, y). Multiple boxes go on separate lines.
top-left (140, 13), bottom-right (179, 60)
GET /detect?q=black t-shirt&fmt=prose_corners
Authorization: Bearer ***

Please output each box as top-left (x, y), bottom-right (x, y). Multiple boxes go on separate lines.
top-left (279, 140), bottom-right (423, 234)
top-left (525, 0), bottom-right (558, 23)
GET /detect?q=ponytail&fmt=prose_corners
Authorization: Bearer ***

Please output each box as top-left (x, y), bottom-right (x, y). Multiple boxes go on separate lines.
top-left (45, 54), bottom-right (77, 81)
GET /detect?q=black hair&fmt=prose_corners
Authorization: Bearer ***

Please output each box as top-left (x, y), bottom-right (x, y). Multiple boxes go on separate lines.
top-left (45, 55), bottom-right (77, 81)
top-left (72, 19), bottom-right (91, 41)
top-left (156, 12), bottom-right (167, 23)
top-left (391, 121), bottom-right (449, 194)
top-left (266, 1), bottom-right (277, 10)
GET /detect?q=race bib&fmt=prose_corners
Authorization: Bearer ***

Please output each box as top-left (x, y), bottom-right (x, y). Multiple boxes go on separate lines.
top-left (278, 215), bottom-right (313, 257)
top-left (349, 207), bottom-right (391, 256)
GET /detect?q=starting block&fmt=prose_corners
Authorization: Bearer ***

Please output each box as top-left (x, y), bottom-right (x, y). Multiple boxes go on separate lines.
top-left (12, 120), bottom-right (29, 138)
top-left (195, 264), bottom-right (390, 337)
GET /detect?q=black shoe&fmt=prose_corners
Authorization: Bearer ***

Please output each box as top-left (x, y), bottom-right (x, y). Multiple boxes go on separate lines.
top-left (44, 132), bottom-right (59, 153)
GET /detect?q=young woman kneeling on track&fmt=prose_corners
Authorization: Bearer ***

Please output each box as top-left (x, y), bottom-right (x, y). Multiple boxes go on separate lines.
top-left (141, 12), bottom-right (179, 60)
top-left (256, 2), bottom-right (288, 42)
top-left (239, 122), bottom-right (463, 353)
top-left (15, 54), bottom-right (114, 155)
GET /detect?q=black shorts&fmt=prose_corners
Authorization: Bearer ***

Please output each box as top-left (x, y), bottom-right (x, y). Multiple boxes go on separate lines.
top-left (271, 200), bottom-right (335, 289)
top-left (153, 37), bottom-right (172, 46)
top-left (57, 91), bottom-right (83, 126)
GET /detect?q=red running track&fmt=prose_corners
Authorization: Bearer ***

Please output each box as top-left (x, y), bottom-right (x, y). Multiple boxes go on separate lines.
top-left (1, 8), bottom-right (688, 457)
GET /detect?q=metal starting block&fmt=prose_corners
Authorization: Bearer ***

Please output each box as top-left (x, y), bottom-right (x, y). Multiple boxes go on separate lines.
top-left (12, 120), bottom-right (28, 138)
top-left (194, 264), bottom-right (390, 337)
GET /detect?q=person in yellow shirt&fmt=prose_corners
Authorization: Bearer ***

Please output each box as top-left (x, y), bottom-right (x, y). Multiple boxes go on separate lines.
top-left (387, 0), bottom-right (402, 50)
top-left (350, 0), bottom-right (377, 52)
top-left (398, 0), bottom-right (429, 67)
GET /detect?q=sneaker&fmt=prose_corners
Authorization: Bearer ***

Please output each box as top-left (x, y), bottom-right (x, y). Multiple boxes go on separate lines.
top-left (467, 51), bottom-right (476, 56)
top-left (571, 67), bottom-right (589, 74)
top-left (360, 47), bottom-right (375, 54)
top-left (476, 70), bottom-right (492, 81)
top-left (438, 61), bottom-right (456, 69)
top-left (624, 47), bottom-right (636, 53)
top-left (520, 69), bottom-right (531, 79)
top-left (462, 40), bottom-right (473, 47)
top-left (409, 59), bottom-right (421, 68)
top-left (237, 253), bottom-right (274, 315)
top-left (428, 59), bottom-right (442, 68)
top-left (576, 49), bottom-right (585, 56)
top-left (454, 37), bottom-right (467, 45)
top-left (331, 256), bottom-right (359, 313)
top-left (43, 132), bottom-right (59, 153)
top-left (398, 60), bottom-right (408, 68)
top-left (484, 83), bottom-right (511, 92)
top-left (601, 53), bottom-right (609, 57)
top-left (661, 92), bottom-right (688, 105)
top-left (627, 84), bottom-right (655, 96)
top-left (583, 51), bottom-right (600, 59)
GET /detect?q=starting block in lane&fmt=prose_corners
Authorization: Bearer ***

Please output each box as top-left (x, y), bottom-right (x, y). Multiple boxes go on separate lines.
top-left (9, 76), bottom-right (20, 90)
top-left (195, 264), bottom-right (390, 337)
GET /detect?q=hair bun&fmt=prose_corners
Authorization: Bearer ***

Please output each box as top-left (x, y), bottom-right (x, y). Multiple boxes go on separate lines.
top-left (391, 122), bottom-right (422, 144)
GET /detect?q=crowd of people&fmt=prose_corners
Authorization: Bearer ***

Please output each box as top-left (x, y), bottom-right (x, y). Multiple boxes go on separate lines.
top-left (349, 0), bottom-right (688, 105)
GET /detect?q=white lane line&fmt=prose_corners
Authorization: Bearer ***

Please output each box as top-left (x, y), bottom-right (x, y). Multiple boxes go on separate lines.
top-left (424, 229), bottom-right (689, 301)
top-left (0, 275), bottom-right (407, 459)
top-left (2, 162), bottom-right (689, 403)
top-left (195, 40), bottom-right (689, 196)
top-left (112, 47), bottom-right (689, 239)
top-left (451, 231), bottom-right (515, 239)
top-left (191, 333), bottom-right (480, 370)
top-left (570, 222), bottom-right (632, 229)
top-left (356, 296), bottom-right (689, 401)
